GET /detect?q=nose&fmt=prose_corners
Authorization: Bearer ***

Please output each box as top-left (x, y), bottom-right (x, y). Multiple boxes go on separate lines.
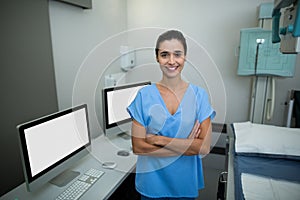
top-left (168, 54), bottom-right (175, 64)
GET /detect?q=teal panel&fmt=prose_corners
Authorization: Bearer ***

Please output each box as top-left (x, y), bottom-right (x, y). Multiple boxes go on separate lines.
top-left (237, 28), bottom-right (296, 77)
top-left (258, 2), bottom-right (274, 19)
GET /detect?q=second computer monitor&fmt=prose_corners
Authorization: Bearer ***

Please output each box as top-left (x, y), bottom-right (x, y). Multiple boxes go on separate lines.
top-left (102, 81), bottom-right (151, 137)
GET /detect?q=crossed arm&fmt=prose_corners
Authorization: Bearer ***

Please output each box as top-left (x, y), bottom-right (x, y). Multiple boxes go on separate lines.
top-left (131, 118), bottom-right (212, 157)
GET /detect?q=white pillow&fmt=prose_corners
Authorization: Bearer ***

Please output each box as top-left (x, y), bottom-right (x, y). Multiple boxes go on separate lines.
top-left (233, 122), bottom-right (300, 158)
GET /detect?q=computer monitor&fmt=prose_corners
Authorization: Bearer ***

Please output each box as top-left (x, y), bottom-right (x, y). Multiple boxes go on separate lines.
top-left (16, 104), bottom-right (91, 192)
top-left (102, 81), bottom-right (151, 138)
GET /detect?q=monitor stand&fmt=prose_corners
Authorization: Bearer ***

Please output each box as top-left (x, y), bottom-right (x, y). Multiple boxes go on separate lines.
top-left (49, 170), bottom-right (80, 187)
top-left (118, 132), bottom-right (131, 140)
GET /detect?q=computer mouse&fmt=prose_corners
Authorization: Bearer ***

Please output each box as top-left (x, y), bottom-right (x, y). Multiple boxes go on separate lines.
top-left (117, 150), bottom-right (130, 157)
top-left (102, 161), bottom-right (117, 169)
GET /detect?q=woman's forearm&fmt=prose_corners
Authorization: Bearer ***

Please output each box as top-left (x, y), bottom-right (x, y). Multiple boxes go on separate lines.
top-left (147, 136), bottom-right (210, 156)
top-left (132, 137), bottom-right (180, 157)
top-left (131, 118), bottom-right (212, 157)
top-left (146, 118), bottom-right (212, 156)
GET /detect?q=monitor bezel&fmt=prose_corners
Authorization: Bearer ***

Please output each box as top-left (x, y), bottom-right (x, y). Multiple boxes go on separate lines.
top-left (16, 104), bottom-right (91, 190)
top-left (102, 81), bottom-right (151, 134)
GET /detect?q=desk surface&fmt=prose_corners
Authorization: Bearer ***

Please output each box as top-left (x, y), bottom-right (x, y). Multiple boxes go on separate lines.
top-left (0, 134), bottom-right (137, 200)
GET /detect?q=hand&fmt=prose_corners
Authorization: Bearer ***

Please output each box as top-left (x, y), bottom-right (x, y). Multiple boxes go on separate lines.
top-left (145, 134), bottom-right (157, 145)
top-left (146, 134), bottom-right (163, 146)
top-left (188, 120), bottom-right (201, 139)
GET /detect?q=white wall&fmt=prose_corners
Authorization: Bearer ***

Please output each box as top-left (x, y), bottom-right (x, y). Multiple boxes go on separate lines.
top-left (49, 0), bottom-right (128, 137)
top-left (49, 0), bottom-right (300, 138)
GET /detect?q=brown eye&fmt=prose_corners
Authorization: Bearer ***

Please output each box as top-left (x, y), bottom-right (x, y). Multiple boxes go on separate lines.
top-left (160, 52), bottom-right (169, 58)
top-left (174, 51), bottom-right (183, 58)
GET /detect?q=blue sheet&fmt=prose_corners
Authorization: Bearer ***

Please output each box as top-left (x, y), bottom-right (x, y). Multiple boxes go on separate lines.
top-left (234, 155), bottom-right (300, 200)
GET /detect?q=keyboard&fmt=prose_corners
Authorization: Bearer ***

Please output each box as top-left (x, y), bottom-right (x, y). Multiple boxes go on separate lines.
top-left (55, 168), bottom-right (104, 200)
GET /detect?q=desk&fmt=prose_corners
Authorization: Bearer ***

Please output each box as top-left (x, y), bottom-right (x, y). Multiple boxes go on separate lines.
top-left (0, 134), bottom-right (137, 200)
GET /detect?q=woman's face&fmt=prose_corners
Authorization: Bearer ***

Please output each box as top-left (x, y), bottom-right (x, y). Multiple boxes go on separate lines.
top-left (157, 39), bottom-right (186, 79)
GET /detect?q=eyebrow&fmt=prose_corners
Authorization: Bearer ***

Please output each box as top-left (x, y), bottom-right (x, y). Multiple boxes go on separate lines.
top-left (159, 51), bottom-right (169, 54)
top-left (158, 50), bottom-right (184, 54)
top-left (174, 50), bottom-right (183, 54)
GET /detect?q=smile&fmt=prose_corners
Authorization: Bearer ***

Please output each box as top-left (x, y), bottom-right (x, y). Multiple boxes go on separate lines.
top-left (166, 66), bottom-right (179, 71)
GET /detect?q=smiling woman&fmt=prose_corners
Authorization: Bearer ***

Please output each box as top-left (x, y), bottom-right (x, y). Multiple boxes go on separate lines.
top-left (157, 39), bottom-right (186, 80)
top-left (127, 30), bottom-right (216, 200)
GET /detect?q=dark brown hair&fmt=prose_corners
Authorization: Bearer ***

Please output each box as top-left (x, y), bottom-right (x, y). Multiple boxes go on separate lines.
top-left (155, 30), bottom-right (187, 58)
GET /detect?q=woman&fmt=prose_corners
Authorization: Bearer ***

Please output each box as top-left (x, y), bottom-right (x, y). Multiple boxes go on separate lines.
top-left (127, 30), bottom-right (216, 200)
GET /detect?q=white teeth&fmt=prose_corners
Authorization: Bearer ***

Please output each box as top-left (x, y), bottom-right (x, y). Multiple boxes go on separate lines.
top-left (168, 66), bottom-right (177, 71)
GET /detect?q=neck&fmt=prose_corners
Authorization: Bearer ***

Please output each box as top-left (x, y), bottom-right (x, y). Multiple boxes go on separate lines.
top-left (159, 77), bottom-right (186, 91)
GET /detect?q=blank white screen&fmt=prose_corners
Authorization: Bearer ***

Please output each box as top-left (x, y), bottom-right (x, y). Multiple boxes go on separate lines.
top-left (24, 109), bottom-right (89, 177)
top-left (107, 85), bottom-right (145, 125)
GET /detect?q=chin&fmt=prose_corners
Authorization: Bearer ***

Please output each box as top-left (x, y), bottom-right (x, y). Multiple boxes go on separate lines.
top-left (164, 71), bottom-right (181, 79)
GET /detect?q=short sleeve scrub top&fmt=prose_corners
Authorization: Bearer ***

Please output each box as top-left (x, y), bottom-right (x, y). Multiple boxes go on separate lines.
top-left (127, 83), bottom-right (216, 198)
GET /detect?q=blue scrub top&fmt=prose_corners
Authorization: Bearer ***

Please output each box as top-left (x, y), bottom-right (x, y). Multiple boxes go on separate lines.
top-left (127, 83), bottom-right (215, 198)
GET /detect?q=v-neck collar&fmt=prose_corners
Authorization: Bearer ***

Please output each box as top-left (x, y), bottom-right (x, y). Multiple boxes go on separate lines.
top-left (154, 83), bottom-right (190, 117)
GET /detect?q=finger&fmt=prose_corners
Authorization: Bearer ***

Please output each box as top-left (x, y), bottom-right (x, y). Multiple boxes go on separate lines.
top-left (190, 121), bottom-right (198, 134)
top-left (194, 121), bottom-right (200, 132)
top-left (195, 126), bottom-right (201, 138)
top-left (193, 121), bottom-right (201, 138)
top-left (189, 120), bottom-right (200, 139)
top-left (146, 133), bottom-right (154, 137)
